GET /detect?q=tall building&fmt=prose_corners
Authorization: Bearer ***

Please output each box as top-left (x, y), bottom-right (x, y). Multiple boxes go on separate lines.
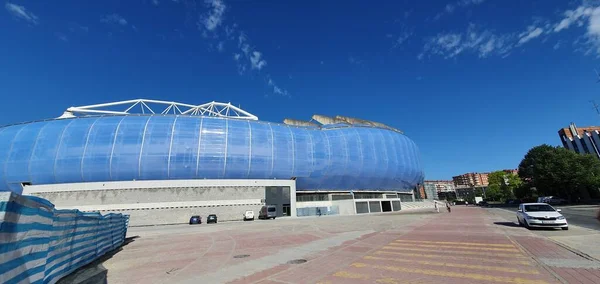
top-left (423, 180), bottom-right (455, 200)
top-left (452, 172), bottom-right (489, 187)
top-left (558, 123), bottom-right (600, 159)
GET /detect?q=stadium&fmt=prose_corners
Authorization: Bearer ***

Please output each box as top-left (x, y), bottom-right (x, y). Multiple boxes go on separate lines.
top-left (0, 99), bottom-right (425, 225)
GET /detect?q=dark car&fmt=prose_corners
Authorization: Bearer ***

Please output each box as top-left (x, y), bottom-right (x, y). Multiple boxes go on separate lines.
top-left (207, 214), bottom-right (217, 224)
top-left (478, 201), bottom-right (489, 207)
top-left (189, 215), bottom-right (201, 225)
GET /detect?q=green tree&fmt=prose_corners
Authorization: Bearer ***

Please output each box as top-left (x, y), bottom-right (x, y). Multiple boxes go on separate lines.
top-left (487, 170), bottom-right (521, 201)
top-left (518, 144), bottom-right (600, 201)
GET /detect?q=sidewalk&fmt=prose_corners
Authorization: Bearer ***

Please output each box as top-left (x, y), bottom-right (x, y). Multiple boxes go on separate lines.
top-left (310, 207), bottom-right (600, 283)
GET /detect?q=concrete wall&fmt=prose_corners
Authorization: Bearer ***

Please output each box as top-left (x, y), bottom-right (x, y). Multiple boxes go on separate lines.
top-left (32, 186), bottom-right (266, 207)
top-left (110, 204), bottom-right (264, 226)
top-left (0, 192), bottom-right (128, 284)
top-left (332, 199), bottom-right (355, 215)
top-left (22, 179), bottom-right (297, 226)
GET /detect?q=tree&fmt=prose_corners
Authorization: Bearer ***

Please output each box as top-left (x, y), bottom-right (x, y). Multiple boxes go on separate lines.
top-left (487, 170), bottom-right (521, 202)
top-left (518, 144), bottom-right (600, 202)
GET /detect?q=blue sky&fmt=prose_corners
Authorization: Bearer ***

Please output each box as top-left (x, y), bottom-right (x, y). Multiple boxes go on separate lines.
top-left (2, 0), bottom-right (600, 180)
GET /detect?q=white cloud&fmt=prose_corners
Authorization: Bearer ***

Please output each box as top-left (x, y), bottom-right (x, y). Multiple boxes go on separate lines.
top-left (517, 26), bottom-right (543, 45)
top-left (266, 76), bottom-right (289, 97)
top-left (152, 0), bottom-right (159, 6)
top-left (551, 5), bottom-right (600, 56)
top-left (101, 14), bottom-right (128, 26)
top-left (423, 24), bottom-right (514, 59)
top-left (434, 0), bottom-right (486, 20)
top-left (554, 6), bottom-right (593, 33)
top-left (392, 31), bottom-right (413, 48)
top-left (201, 0), bottom-right (226, 31)
top-left (5, 3), bottom-right (38, 25)
top-left (197, 1), bottom-right (288, 96)
top-left (553, 41), bottom-right (561, 50)
top-left (56, 33), bottom-right (68, 42)
top-left (250, 51), bottom-right (267, 70)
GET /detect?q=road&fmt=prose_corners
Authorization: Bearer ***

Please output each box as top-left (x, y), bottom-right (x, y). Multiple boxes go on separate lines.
top-left (497, 205), bottom-right (600, 231)
top-left (61, 207), bottom-right (600, 284)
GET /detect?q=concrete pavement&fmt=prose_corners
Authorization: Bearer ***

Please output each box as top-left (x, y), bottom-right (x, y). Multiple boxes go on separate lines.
top-left (60, 207), bottom-right (600, 283)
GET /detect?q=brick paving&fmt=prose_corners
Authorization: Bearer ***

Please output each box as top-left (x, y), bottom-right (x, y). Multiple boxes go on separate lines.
top-left (72, 207), bottom-right (599, 283)
top-left (233, 207), bottom-right (600, 284)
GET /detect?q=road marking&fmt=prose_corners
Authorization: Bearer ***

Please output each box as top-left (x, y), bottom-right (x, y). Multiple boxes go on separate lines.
top-left (363, 256), bottom-right (540, 274)
top-left (382, 246), bottom-right (528, 258)
top-left (373, 251), bottom-right (534, 266)
top-left (375, 279), bottom-right (428, 284)
top-left (350, 263), bottom-right (548, 284)
top-left (395, 239), bottom-right (516, 248)
top-left (388, 242), bottom-right (520, 252)
top-left (332, 271), bottom-right (369, 280)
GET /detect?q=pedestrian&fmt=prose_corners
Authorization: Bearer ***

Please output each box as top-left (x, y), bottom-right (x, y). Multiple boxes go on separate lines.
top-left (435, 201), bottom-right (439, 213)
top-left (446, 202), bottom-right (451, 213)
top-left (465, 201), bottom-right (468, 207)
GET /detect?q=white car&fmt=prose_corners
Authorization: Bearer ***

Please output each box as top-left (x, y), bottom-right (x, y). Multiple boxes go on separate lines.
top-left (516, 203), bottom-right (568, 230)
top-left (243, 210), bottom-right (254, 221)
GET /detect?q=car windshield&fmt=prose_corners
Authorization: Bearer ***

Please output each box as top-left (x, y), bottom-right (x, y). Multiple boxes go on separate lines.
top-left (191, 216), bottom-right (200, 218)
top-left (524, 205), bottom-right (555, 212)
top-left (268, 208), bottom-right (276, 212)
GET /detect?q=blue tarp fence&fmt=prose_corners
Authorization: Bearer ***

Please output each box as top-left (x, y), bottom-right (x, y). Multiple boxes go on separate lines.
top-left (0, 192), bottom-right (129, 284)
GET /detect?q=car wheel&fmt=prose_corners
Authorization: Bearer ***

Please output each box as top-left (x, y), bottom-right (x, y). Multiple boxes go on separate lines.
top-left (562, 227), bottom-right (569, 230)
top-left (517, 218), bottom-right (522, 226)
top-left (523, 221), bottom-right (530, 229)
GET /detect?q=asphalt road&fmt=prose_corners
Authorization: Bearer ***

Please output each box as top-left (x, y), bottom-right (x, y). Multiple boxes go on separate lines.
top-left (497, 205), bottom-right (600, 231)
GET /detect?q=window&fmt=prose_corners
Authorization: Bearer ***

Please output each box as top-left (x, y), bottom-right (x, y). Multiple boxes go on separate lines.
top-left (354, 193), bottom-right (383, 199)
top-left (297, 193), bottom-right (329, 202)
top-left (524, 205), bottom-right (555, 212)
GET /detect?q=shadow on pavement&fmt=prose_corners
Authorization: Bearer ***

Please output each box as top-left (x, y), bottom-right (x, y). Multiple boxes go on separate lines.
top-left (57, 236), bottom-right (140, 284)
top-left (493, 221), bottom-right (521, 228)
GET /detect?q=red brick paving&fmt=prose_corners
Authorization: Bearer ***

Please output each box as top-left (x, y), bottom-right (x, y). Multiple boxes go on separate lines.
top-left (231, 207), bottom-right (600, 284)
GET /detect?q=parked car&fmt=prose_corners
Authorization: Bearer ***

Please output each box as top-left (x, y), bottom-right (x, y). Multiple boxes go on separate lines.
top-left (243, 210), bottom-right (254, 221)
top-left (258, 205), bottom-right (277, 220)
top-left (207, 214), bottom-right (217, 224)
top-left (516, 203), bottom-right (568, 230)
top-left (477, 201), bottom-right (489, 207)
top-left (189, 215), bottom-right (201, 225)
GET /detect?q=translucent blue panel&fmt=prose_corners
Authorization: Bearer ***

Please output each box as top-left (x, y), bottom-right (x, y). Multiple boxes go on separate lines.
top-left (55, 118), bottom-right (97, 183)
top-left (198, 117), bottom-right (226, 179)
top-left (30, 120), bottom-right (72, 185)
top-left (341, 128), bottom-right (362, 189)
top-left (248, 122), bottom-right (272, 179)
top-left (139, 116), bottom-right (175, 180)
top-left (319, 129), bottom-right (348, 188)
top-left (2, 126), bottom-right (34, 188)
top-left (382, 129), bottom-right (399, 187)
top-left (0, 126), bottom-right (21, 191)
top-left (0, 115), bottom-right (426, 193)
top-left (292, 128), bottom-right (312, 178)
top-left (111, 116), bottom-right (150, 181)
top-left (4, 123), bottom-right (44, 191)
top-left (371, 129), bottom-right (388, 188)
top-left (169, 116), bottom-right (201, 179)
top-left (224, 119), bottom-right (250, 178)
top-left (82, 116), bottom-right (123, 182)
top-left (271, 124), bottom-right (293, 178)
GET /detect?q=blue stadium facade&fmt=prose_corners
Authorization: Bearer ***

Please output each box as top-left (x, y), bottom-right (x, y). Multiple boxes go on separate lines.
top-left (0, 115), bottom-right (424, 194)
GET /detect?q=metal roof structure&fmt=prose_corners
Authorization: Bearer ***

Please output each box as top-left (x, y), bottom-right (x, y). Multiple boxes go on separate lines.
top-left (58, 99), bottom-right (258, 120)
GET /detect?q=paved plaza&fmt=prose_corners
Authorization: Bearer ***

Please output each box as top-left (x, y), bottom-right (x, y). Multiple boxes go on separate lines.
top-left (62, 206), bottom-right (600, 284)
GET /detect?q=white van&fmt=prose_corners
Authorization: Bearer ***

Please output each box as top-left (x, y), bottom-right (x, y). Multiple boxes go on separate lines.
top-left (243, 210), bottom-right (254, 221)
